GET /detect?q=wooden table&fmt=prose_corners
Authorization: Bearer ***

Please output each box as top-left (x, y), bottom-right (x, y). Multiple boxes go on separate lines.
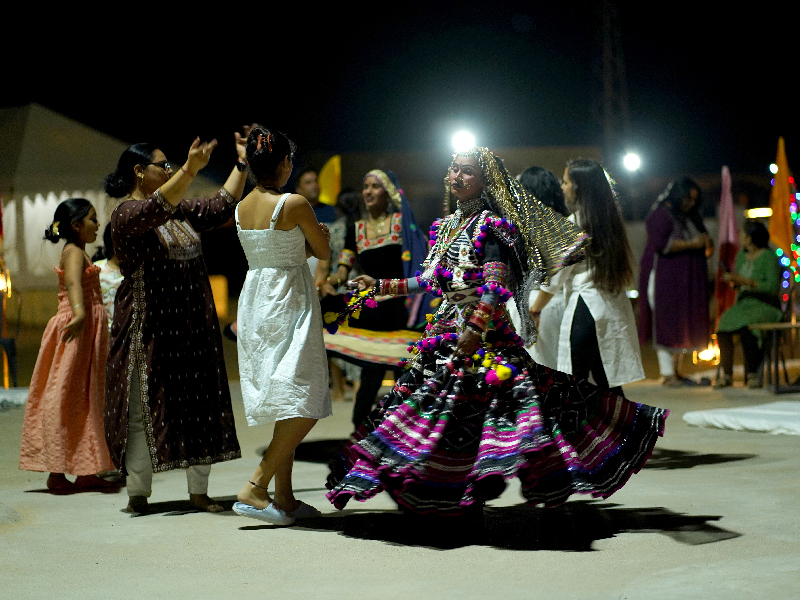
top-left (748, 322), bottom-right (800, 393)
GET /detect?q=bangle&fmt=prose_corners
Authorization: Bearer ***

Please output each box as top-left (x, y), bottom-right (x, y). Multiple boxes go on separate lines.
top-left (180, 164), bottom-right (196, 177)
top-left (236, 158), bottom-right (248, 172)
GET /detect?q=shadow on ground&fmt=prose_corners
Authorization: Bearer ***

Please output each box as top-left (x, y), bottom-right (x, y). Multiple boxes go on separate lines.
top-left (238, 501), bottom-right (741, 551)
top-left (256, 439), bottom-right (350, 464)
top-left (643, 447), bottom-right (757, 470)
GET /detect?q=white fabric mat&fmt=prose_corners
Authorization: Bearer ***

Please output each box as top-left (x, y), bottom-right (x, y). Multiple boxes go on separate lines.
top-left (683, 401), bottom-right (800, 435)
top-left (0, 387), bottom-right (28, 409)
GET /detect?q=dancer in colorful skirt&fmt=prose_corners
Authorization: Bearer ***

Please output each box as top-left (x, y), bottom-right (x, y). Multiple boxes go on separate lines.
top-left (326, 146), bottom-right (669, 516)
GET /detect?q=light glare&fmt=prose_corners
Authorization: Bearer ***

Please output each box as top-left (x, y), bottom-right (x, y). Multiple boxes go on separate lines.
top-left (770, 163), bottom-right (779, 174)
top-left (452, 131), bottom-right (476, 153)
top-left (623, 152), bottom-right (641, 171)
top-left (744, 207), bottom-right (773, 218)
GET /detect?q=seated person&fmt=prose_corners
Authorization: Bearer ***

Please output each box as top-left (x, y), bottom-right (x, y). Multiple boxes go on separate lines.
top-left (716, 220), bottom-right (782, 387)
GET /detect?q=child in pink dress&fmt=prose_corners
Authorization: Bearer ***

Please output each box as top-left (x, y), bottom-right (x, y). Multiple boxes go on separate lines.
top-left (19, 198), bottom-right (118, 492)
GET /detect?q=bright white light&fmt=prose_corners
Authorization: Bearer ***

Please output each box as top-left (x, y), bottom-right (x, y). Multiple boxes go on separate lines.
top-left (744, 207), bottom-right (773, 218)
top-left (770, 163), bottom-right (779, 174)
top-left (452, 131), bottom-right (476, 153)
top-left (623, 153), bottom-right (641, 171)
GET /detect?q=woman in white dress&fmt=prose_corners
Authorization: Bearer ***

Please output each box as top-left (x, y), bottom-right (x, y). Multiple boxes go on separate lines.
top-left (530, 159), bottom-right (644, 395)
top-left (233, 126), bottom-right (332, 525)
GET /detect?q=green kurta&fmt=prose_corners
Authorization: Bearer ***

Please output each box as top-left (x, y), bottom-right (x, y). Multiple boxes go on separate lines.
top-left (718, 249), bottom-right (782, 343)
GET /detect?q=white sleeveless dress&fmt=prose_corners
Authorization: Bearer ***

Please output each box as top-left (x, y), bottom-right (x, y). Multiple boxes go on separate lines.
top-left (236, 194), bottom-right (332, 425)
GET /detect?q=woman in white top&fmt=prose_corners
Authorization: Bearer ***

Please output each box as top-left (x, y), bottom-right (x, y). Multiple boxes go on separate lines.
top-left (233, 126), bottom-right (332, 526)
top-left (530, 159), bottom-right (644, 395)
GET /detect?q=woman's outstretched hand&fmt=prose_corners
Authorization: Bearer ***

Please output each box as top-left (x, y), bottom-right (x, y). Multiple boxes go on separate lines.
top-left (349, 275), bottom-right (376, 291)
top-left (186, 137), bottom-right (218, 175)
top-left (234, 124), bottom-right (257, 162)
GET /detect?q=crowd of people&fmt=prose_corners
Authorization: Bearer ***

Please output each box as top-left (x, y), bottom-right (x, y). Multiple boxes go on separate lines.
top-left (19, 122), bottom-right (779, 526)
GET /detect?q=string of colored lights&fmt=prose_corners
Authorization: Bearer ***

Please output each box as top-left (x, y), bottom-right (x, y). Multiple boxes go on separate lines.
top-left (777, 173), bottom-right (799, 303)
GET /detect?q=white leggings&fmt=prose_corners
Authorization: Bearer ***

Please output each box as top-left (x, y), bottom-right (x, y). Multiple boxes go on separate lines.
top-left (126, 366), bottom-right (211, 497)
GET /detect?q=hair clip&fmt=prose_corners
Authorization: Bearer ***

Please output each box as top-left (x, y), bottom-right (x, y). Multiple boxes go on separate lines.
top-left (256, 133), bottom-right (274, 153)
top-left (52, 221), bottom-right (60, 236)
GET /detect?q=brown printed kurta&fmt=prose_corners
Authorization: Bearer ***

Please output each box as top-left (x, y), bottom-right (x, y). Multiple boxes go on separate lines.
top-left (105, 189), bottom-right (241, 473)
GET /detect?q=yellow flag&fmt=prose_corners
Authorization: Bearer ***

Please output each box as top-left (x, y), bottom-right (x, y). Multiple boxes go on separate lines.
top-left (318, 155), bottom-right (341, 206)
top-left (768, 137), bottom-right (793, 255)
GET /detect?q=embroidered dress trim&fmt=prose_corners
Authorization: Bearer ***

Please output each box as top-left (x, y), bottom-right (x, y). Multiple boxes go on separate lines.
top-left (338, 249), bottom-right (356, 269)
top-left (153, 189), bottom-right (178, 214)
top-left (356, 213), bottom-right (403, 254)
top-left (157, 220), bottom-right (202, 261)
top-left (219, 188), bottom-right (236, 207)
top-left (126, 265), bottom-right (159, 467)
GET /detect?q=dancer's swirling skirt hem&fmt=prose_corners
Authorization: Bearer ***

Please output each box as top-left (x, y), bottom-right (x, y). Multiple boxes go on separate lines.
top-left (326, 348), bottom-right (668, 516)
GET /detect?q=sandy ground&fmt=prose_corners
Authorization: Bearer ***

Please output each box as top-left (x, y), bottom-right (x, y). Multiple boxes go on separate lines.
top-left (1, 373), bottom-right (799, 600)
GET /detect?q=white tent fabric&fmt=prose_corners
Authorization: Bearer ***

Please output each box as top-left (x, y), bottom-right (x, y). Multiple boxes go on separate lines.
top-left (1, 103), bottom-right (220, 290)
top-left (683, 401), bottom-right (800, 436)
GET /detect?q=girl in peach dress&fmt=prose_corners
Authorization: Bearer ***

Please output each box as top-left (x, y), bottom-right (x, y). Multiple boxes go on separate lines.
top-left (19, 198), bottom-right (118, 492)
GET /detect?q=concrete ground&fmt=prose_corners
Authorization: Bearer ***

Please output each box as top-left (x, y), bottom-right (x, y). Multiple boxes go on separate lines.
top-left (1, 378), bottom-right (798, 600)
top-left (1, 325), bottom-right (799, 599)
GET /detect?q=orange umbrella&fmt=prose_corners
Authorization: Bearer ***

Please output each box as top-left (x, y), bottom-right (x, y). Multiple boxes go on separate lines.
top-left (768, 137), bottom-right (793, 256)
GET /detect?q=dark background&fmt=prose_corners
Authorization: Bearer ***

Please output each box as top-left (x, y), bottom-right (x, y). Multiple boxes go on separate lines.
top-left (5, 2), bottom-right (793, 180)
top-left (4, 2), bottom-right (794, 294)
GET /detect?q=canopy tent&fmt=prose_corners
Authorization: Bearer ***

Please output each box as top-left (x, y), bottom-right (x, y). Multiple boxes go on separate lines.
top-left (0, 103), bottom-right (219, 290)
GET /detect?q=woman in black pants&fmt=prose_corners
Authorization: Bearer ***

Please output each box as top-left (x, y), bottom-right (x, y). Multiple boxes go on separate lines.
top-left (530, 159), bottom-right (645, 395)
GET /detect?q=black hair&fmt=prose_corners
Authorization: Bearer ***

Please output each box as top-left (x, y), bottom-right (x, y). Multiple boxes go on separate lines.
top-left (657, 176), bottom-right (707, 233)
top-left (518, 166), bottom-right (569, 216)
top-left (246, 125), bottom-right (296, 187)
top-left (566, 159), bottom-right (633, 294)
top-left (44, 198), bottom-right (94, 245)
top-left (336, 188), bottom-right (362, 228)
top-left (91, 223), bottom-right (115, 262)
top-left (102, 143), bottom-right (159, 198)
top-left (744, 219), bottom-right (770, 249)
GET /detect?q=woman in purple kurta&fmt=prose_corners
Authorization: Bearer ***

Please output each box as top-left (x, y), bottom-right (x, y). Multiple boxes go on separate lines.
top-left (103, 134), bottom-right (248, 513)
top-left (638, 177), bottom-right (712, 384)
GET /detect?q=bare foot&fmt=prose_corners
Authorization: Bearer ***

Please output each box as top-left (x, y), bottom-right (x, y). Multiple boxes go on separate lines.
top-left (125, 495), bottom-right (149, 513)
top-left (46, 473), bottom-right (75, 492)
top-left (189, 494), bottom-right (224, 513)
top-left (237, 482), bottom-right (274, 510)
top-left (274, 494), bottom-right (301, 513)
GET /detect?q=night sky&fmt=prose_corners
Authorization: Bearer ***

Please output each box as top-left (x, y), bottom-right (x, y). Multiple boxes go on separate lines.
top-left (5, 3), bottom-right (794, 181)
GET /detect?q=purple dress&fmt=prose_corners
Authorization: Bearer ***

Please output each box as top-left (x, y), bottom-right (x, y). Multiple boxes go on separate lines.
top-left (638, 204), bottom-right (709, 349)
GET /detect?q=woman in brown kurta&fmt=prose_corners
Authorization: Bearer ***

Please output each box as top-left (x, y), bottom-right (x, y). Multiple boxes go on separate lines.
top-left (103, 132), bottom-right (249, 513)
